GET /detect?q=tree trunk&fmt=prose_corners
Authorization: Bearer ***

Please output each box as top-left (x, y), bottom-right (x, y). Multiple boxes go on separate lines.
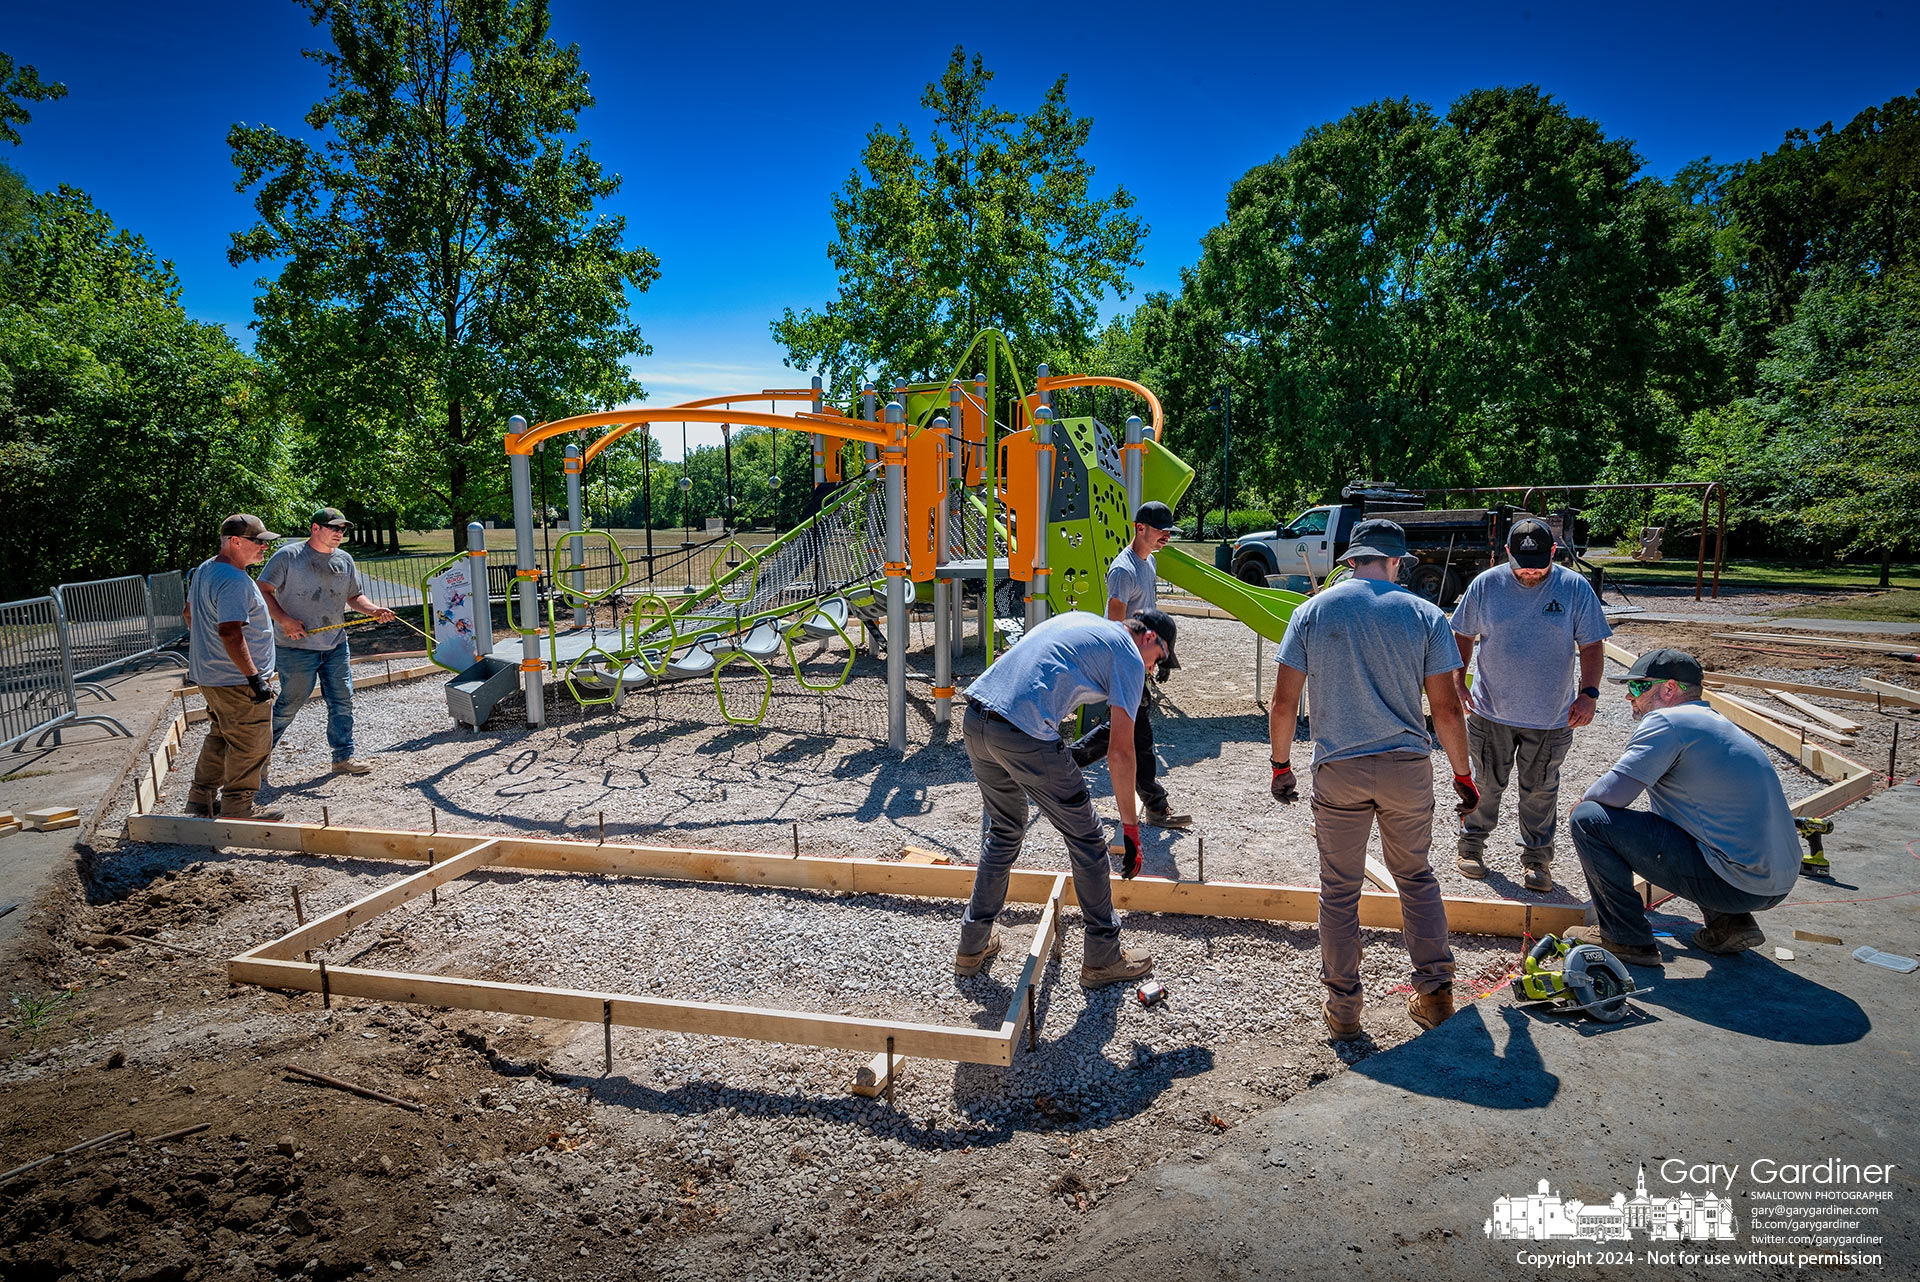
top-left (446, 400), bottom-right (470, 535)
top-left (1881, 544), bottom-right (1893, 590)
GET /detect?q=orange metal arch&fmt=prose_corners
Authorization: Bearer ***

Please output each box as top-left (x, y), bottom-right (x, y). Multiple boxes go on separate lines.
top-left (1032, 375), bottom-right (1164, 441)
top-left (513, 407), bottom-right (891, 460)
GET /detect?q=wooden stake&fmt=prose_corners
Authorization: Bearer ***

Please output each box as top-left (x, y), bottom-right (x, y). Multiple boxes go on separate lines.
top-left (292, 886), bottom-right (310, 963)
top-left (317, 958), bottom-right (331, 1009)
top-left (283, 1063), bottom-right (421, 1112)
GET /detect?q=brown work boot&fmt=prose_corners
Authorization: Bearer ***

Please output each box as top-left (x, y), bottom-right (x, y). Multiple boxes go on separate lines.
top-left (1406, 986), bottom-right (1456, 1031)
top-left (1693, 912), bottom-right (1765, 956)
top-left (219, 800), bottom-right (286, 823)
top-left (1080, 948), bottom-right (1154, 988)
top-left (1565, 925), bottom-right (1663, 967)
top-left (1141, 806), bottom-right (1192, 830)
top-left (330, 758), bottom-right (373, 776)
top-left (1323, 999), bottom-right (1362, 1041)
top-left (954, 930), bottom-right (1002, 977)
top-left (1456, 847), bottom-right (1489, 879)
top-left (183, 799), bottom-right (213, 818)
top-left (1523, 865), bottom-right (1554, 893)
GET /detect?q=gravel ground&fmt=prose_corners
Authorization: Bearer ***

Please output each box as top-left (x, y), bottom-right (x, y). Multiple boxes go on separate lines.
top-left (28, 607), bottom-right (1874, 1282)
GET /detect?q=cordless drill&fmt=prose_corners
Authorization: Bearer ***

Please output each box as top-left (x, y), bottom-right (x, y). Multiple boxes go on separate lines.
top-left (1796, 816), bottom-right (1835, 878)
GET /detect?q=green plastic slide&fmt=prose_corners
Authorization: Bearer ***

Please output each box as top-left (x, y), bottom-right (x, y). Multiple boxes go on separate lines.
top-left (1155, 545), bottom-right (1306, 644)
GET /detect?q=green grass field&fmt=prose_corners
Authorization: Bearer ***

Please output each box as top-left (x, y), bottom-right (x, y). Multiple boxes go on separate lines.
top-left (1768, 589), bottom-right (1920, 622)
top-left (1587, 554), bottom-right (1920, 592)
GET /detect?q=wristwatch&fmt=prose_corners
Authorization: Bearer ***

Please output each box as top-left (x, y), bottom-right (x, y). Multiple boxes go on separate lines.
top-left (1580, 686), bottom-right (1601, 700)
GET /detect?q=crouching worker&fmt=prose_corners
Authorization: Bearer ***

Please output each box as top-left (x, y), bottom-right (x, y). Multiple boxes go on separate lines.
top-left (1568, 649), bottom-right (1799, 965)
top-left (955, 609), bottom-right (1178, 988)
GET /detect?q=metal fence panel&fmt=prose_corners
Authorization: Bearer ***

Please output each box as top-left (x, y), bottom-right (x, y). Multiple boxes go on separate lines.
top-left (55, 575), bottom-right (154, 680)
top-left (0, 595), bottom-right (76, 747)
top-left (149, 570), bottom-right (187, 646)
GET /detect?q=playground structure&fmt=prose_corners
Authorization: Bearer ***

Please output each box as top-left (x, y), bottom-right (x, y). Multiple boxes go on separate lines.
top-left (448, 332), bottom-right (1306, 748)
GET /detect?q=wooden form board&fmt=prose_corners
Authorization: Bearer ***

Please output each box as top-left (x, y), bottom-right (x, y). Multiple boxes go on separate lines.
top-left (1710, 689), bottom-right (1854, 744)
top-left (1861, 677), bottom-right (1920, 708)
top-left (132, 711), bottom-right (192, 817)
top-left (1711, 632), bottom-right (1920, 657)
top-left (124, 815), bottom-right (1581, 1068)
top-left (1703, 671), bottom-right (1886, 705)
top-left (1766, 690), bottom-right (1863, 735)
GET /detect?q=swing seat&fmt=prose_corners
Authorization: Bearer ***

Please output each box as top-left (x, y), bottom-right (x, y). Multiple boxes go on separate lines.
top-left (664, 632), bottom-right (722, 680)
top-left (715, 622), bottom-right (782, 661)
top-left (799, 597), bottom-right (850, 639)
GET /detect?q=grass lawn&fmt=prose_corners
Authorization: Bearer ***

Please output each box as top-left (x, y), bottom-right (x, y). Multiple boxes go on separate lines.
top-left (1769, 589), bottom-right (1920, 622)
top-left (1588, 554), bottom-right (1920, 592)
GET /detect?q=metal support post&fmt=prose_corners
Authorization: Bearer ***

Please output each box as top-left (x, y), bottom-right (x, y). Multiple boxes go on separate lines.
top-left (932, 413), bottom-right (953, 725)
top-left (1029, 406), bottom-right (1053, 630)
top-left (508, 415), bottom-right (544, 727)
top-left (811, 375), bottom-right (825, 487)
top-left (884, 401), bottom-right (908, 752)
top-left (862, 383), bottom-right (877, 465)
top-left (564, 444), bottom-right (585, 627)
top-left (467, 522), bottom-right (492, 658)
top-left (1124, 415), bottom-right (1144, 518)
top-left (976, 371), bottom-right (994, 661)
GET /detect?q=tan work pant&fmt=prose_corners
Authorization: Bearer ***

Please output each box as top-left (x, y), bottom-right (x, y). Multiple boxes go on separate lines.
top-left (188, 682), bottom-right (273, 815)
top-left (1311, 750), bottom-right (1455, 1022)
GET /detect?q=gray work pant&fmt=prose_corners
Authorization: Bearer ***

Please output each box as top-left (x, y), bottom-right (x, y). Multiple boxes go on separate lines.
top-left (1458, 715), bottom-right (1574, 867)
top-left (1311, 751), bottom-right (1455, 1021)
top-left (958, 705), bottom-right (1123, 967)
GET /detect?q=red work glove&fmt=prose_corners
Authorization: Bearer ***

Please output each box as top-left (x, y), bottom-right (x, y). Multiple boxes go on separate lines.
top-left (1121, 824), bottom-right (1143, 880)
top-left (1270, 760), bottom-right (1298, 804)
top-left (1452, 772), bottom-right (1480, 816)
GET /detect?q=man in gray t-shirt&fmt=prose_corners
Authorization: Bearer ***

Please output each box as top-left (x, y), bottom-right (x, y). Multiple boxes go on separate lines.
top-left (1568, 648), bottom-right (1799, 966)
top-left (1449, 518), bottom-right (1611, 893)
top-left (1068, 501), bottom-right (1190, 828)
top-left (1267, 519), bottom-right (1477, 1038)
top-left (258, 507), bottom-right (395, 775)
top-left (956, 609), bottom-right (1178, 990)
top-left (185, 515), bottom-right (284, 821)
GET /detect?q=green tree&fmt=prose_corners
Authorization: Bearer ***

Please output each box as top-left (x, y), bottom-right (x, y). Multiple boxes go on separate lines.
top-left (1184, 87), bottom-right (1722, 501)
top-left (0, 188), bottom-right (289, 591)
top-left (773, 47), bottom-right (1145, 394)
top-left (0, 52), bottom-right (66, 147)
top-left (229, 0), bottom-right (659, 534)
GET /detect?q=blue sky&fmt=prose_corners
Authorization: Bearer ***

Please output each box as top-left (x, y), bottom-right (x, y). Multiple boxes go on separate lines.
top-left (9, 1), bottom-right (1916, 458)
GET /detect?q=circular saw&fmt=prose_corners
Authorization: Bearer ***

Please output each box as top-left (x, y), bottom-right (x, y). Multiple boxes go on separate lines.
top-left (1509, 934), bottom-right (1646, 1023)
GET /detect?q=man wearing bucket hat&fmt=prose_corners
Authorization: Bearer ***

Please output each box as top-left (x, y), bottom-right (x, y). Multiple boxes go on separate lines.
top-left (1565, 648), bottom-right (1799, 965)
top-left (955, 607), bottom-right (1179, 989)
top-left (258, 507), bottom-right (396, 776)
top-left (1266, 518), bottom-right (1477, 1038)
top-left (1448, 517), bottom-right (1611, 893)
top-left (184, 515), bottom-right (285, 821)
top-left (1069, 500), bottom-right (1191, 829)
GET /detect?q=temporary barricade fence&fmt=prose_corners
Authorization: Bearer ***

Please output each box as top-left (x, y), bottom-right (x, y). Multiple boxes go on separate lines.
top-left (148, 569), bottom-right (188, 647)
top-left (0, 594), bottom-right (132, 752)
top-left (54, 575), bottom-right (184, 682)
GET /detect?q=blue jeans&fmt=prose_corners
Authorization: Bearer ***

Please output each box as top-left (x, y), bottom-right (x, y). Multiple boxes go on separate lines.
top-left (272, 643), bottom-right (356, 763)
top-left (1569, 801), bottom-right (1786, 948)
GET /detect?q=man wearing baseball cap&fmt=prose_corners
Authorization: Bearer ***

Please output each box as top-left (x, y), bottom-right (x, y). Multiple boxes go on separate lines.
top-left (1069, 501), bottom-right (1191, 829)
top-left (1566, 647), bottom-right (1799, 964)
top-left (1448, 517), bottom-right (1611, 893)
top-left (258, 507), bottom-right (396, 776)
top-left (184, 515), bottom-right (284, 821)
top-left (1267, 518), bottom-right (1477, 1038)
top-left (954, 608), bottom-right (1177, 989)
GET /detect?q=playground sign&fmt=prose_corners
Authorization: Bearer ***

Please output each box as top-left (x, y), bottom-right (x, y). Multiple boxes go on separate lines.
top-left (426, 561), bottom-right (481, 669)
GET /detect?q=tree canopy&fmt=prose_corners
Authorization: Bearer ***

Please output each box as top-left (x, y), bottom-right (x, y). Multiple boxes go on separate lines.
top-left (773, 47), bottom-right (1144, 396)
top-left (228, 0), bottom-right (659, 532)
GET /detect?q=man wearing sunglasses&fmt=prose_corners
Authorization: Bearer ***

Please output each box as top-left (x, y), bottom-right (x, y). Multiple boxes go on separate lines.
top-left (259, 507), bottom-right (396, 776)
top-left (184, 514), bottom-right (285, 821)
top-left (1566, 648), bottom-right (1799, 965)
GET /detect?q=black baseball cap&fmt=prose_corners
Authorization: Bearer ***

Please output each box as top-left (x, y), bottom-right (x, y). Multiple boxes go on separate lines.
top-left (1134, 607), bottom-right (1180, 668)
top-left (1135, 501), bottom-right (1180, 533)
top-left (1343, 518), bottom-right (1407, 561)
top-left (1507, 517), bottom-right (1554, 569)
top-left (311, 507), bottom-right (354, 529)
top-left (1607, 647), bottom-right (1703, 687)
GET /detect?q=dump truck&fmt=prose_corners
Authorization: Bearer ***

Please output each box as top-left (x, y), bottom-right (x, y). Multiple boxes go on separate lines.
top-left (1228, 484), bottom-right (1578, 607)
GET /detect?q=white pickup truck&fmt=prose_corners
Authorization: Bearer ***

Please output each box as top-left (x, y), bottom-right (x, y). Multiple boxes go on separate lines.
top-left (1229, 486), bottom-right (1574, 606)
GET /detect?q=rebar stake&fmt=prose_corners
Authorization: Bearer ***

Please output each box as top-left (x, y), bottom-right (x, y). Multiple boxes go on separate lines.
top-left (603, 1000), bottom-right (613, 1074)
top-left (1198, 836), bottom-right (1206, 883)
top-left (292, 887), bottom-right (310, 962)
top-left (427, 848), bottom-right (436, 905)
top-left (1893, 721), bottom-right (1901, 787)
top-left (885, 1035), bottom-right (896, 1110)
top-left (599, 811), bottom-right (606, 845)
top-left (317, 958), bottom-right (331, 1009)
top-left (791, 821), bottom-right (799, 857)
top-left (321, 805), bottom-right (330, 828)
top-left (431, 806), bottom-right (438, 834)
